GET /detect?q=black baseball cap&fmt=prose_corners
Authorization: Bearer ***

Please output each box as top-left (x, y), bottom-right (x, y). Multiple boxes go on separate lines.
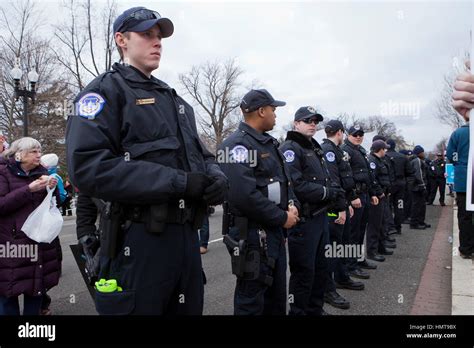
top-left (386, 139), bottom-right (396, 150)
top-left (348, 125), bottom-right (364, 136)
top-left (113, 7), bottom-right (174, 37)
top-left (324, 120), bottom-right (344, 133)
top-left (371, 140), bottom-right (388, 152)
top-left (294, 106), bottom-right (323, 122)
top-left (240, 89), bottom-right (286, 113)
top-left (373, 135), bottom-right (386, 142)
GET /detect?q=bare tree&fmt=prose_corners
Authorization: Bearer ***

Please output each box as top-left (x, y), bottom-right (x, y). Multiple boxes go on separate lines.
top-left (53, 0), bottom-right (118, 91)
top-left (334, 113), bottom-right (408, 148)
top-left (179, 59), bottom-right (245, 152)
top-left (0, 0), bottom-right (71, 163)
top-left (433, 137), bottom-right (448, 154)
top-left (335, 112), bottom-right (360, 130)
top-left (435, 52), bottom-right (468, 129)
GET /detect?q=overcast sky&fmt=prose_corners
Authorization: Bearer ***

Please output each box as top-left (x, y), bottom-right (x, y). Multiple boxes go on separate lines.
top-left (43, 0), bottom-right (471, 151)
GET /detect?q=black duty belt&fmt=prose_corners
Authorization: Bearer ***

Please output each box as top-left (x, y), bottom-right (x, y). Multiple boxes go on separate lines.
top-left (124, 202), bottom-right (196, 225)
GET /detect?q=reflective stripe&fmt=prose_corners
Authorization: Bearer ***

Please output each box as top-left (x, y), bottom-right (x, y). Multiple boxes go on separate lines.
top-left (322, 186), bottom-right (327, 200)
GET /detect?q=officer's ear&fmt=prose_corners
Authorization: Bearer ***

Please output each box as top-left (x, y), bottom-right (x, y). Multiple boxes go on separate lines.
top-left (256, 107), bottom-right (266, 118)
top-left (115, 32), bottom-right (128, 50)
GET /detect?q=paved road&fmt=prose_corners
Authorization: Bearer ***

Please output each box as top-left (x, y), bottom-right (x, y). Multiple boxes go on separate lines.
top-left (49, 199), bottom-right (450, 315)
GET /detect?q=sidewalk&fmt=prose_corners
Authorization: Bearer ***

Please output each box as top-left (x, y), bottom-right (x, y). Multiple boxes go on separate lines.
top-left (451, 199), bottom-right (474, 315)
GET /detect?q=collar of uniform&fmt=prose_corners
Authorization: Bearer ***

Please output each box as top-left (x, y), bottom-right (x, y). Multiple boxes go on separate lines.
top-left (344, 138), bottom-right (358, 149)
top-left (286, 131), bottom-right (321, 150)
top-left (238, 122), bottom-right (274, 144)
top-left (113, 63), bottom-right (170, 89)
top-left (322, 138), bottom-right (338, 148)
top-left (370, 153), bottom-right (382, 161)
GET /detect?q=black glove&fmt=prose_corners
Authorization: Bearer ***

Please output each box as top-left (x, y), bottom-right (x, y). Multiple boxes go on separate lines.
top-left (185, 172), bottom-right (213, 200)
top-left (327, 187), bottom-right (345, 202)
top-left (203, 176), bottom-right (227, 205)
top-left (79, 233), bottom-right (100, 285)
top-left (421, 185), bottom-right (428, 196)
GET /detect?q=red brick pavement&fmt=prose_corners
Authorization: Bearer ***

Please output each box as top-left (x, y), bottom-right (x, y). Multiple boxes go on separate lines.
top-left (410, 206), bottom-right (453, 315)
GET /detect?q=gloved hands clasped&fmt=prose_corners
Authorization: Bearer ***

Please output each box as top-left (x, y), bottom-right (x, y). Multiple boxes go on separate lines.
top-left (185, 172), bottom-right (228, 205)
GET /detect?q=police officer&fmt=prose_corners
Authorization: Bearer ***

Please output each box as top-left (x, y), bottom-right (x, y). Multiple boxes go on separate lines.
top-left (279, 107), bottom-right (345, 315)
top-left (367, 140), bottom-right (394, 260)
top-left (219, 89), bottom-right (299, 315)
top-left (410, 146), bottom-right (430, 230)
top-left (400, 149), bottom-right (415, 224)
top-left (372, 135), bottom-right (397, 248)
top-left (385, 140), bottom-right (414, 234)
top-left (341, 126), bottom-right (381, 268)
top-left (66, 7), bottom-right (227, 315)
top-left (425, 156), bottom-right (436, 204)
top-left (321, 120), bottom-right (366, 310)
top-left (428, 153), bottom-right (446, 206)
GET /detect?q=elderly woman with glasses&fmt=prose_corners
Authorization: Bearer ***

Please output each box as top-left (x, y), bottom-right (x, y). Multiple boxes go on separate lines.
top-left (0, 137), bottom-right (62, 315)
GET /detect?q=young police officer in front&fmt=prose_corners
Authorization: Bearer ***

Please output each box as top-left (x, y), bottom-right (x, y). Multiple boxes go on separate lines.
top-left (67, 7), bottom-right (227, 315)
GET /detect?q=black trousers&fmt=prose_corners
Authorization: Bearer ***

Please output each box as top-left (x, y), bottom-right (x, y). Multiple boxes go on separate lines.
top-left (390, 182), bottom-right (405, 230)
top-left (425, 177), bottom-right (435, 202)
top-left (288, 213), bottom-right (329, 315)
top-left (456, 193), bottom-right (474, 255)
top-left (410, 190), bottom-right (427, 226)
top-left (326, 211), bottom-right (351, 292)
top-left (96, 222), bottom-right (204, 315)
top-left (366, 196), bottom-right (386, 256)
top-left (404, 183), bottom-right (413, 220)
top-left (346, 192), bottom-right (368, 271)
top-left (234, 235), bottom-right (287, 315)
top-left (382, 195), bottom-right (392, 239)
top-left (428, 178), bottom-right (446, 204)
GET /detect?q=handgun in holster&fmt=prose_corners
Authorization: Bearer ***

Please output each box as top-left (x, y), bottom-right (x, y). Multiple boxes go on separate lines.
top-left (221, 201), bottom-right (259, 280)
top-left (192, 201), bottom-right (208, 231)
top-left (99, 201), bottom-right (123, 259)
top-left (146, 203), bottom-right (168, 234)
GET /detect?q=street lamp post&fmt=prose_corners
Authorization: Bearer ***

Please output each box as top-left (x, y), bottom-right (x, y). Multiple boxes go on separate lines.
top-left (10, 58), bottom-right (39, 137)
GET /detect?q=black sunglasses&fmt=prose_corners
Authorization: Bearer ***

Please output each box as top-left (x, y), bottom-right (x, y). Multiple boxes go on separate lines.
top-left (118, 9), bottom-right (162, 32)
top-left (301, 118), bottom-right (319, 125)
top-left (352, 133), bottom-right (364, 138)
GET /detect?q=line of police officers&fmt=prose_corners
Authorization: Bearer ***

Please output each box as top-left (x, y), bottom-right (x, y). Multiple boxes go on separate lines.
top-left (66, 6), bottom-right (445, 316)
top-left (220, 89), bottom-right (445, 314)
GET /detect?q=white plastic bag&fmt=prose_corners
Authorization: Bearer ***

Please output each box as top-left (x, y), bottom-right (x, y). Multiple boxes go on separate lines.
top-left (21, 184), bottom-right (64, 243)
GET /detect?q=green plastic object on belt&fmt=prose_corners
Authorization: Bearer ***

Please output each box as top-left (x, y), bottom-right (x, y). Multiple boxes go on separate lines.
top-left (95, 278), bottom-right (123, 293)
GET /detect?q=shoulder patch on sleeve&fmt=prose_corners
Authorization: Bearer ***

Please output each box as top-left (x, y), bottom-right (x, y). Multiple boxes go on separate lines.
top-left (325, 151), bottom-right (336, 162)
top-left (342, 150), bottom-right (350, 162)
top-left (370, 162), bottom-right (376, 169)
top-left (283, 150), bottom-right (295, 163)
top-left (231, 145), bottom-right (249, 163)
top-left (76, 92), bottom-right (106, 120)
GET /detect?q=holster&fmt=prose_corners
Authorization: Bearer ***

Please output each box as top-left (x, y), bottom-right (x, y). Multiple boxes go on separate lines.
top-left (222, 201), bottom-right (260, 280)
top-left (145, 203), bottom-right (168, 234)
top-left (99, 202), bottom-right (123, 259)
top-left (192, 202), bottom-right (207, 231)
